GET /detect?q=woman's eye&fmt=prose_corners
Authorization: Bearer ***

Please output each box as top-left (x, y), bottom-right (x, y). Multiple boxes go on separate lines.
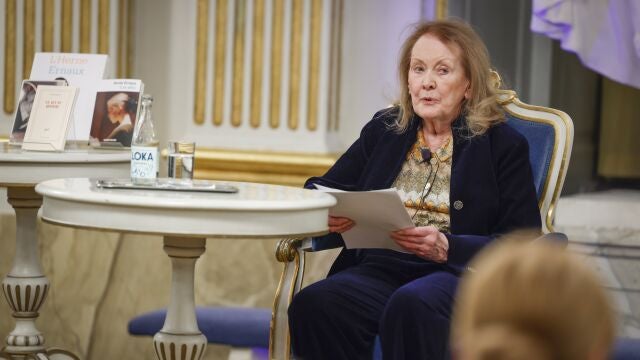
top-left (438, 67), bottom-right (449, 75)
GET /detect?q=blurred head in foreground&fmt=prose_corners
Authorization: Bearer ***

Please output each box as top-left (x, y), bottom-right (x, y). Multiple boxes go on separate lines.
top-left (452, 239), bottom-right (615, 360)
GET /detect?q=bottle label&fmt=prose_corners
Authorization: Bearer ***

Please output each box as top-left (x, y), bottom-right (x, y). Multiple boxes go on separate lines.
top-left (131, 146), bottom-right (158, 179)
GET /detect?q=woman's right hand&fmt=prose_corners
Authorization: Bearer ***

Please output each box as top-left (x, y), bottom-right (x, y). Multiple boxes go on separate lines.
top-left (328, 216), bottom-right (355, 233)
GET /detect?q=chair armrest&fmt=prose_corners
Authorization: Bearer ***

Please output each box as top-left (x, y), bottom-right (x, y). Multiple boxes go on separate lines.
top-left (269, 235), bottom-right (344, 359)
top-left (270, 238), bottom-right (307, 360)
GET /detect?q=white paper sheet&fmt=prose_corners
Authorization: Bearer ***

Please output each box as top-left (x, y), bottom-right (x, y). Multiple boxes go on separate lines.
top-left (314, 184), bottom-right (415, 252)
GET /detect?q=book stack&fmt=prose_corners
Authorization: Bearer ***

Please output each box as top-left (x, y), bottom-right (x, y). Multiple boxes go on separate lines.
top-left (9, 52), bottom-right (145, 151)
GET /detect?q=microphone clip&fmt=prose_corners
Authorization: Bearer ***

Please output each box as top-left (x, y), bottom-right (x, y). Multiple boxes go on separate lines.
top-left (420, 148), bottom-right (432, 163)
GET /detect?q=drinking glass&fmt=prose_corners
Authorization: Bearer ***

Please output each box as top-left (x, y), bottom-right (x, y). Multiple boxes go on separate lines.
top-left (167, 141), bottom-right (195, 181)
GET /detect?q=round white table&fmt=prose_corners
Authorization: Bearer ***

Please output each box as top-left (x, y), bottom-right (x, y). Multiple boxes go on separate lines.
top-left (0, 146), bottom-right (130, 360)
top-left (35, 178), bottom-right (335, 360)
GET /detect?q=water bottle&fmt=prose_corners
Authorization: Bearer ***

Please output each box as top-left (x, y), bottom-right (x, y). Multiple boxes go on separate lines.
top-left (130, 94), bottom-right (159, 184)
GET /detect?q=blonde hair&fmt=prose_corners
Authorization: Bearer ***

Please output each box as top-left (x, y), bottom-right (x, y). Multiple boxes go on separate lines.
top-left (394, 19), bottom-right (504, 135)
top-left (452, 239), bottom-right (615, 360)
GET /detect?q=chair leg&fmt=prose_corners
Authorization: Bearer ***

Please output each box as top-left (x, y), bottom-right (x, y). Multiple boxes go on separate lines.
top-left (270, 238), bottom-right (307, 360)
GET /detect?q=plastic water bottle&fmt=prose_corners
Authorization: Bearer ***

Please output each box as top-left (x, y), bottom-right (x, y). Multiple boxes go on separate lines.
top-left (130, 94), bottom-right (159, 184)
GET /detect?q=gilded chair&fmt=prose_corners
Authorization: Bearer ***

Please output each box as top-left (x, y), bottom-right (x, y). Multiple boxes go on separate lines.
top-left (269, 89), bottom-right (575, 359)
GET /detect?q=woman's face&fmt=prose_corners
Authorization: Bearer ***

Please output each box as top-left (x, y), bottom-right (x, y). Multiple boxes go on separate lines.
top-left (408, 34), bottom-right (470, 125)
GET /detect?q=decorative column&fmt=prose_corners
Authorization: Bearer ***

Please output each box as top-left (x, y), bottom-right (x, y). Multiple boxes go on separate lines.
top-left (0, 187), bottom-right (77, 360)
top-left (153, 236), bottom-right (207, 360)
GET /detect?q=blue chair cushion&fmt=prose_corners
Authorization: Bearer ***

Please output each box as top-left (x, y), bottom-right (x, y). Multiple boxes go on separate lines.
top-left (128, 307), bottom-right (271, 348)
top-left (505, 115), bottom-right (555, 200)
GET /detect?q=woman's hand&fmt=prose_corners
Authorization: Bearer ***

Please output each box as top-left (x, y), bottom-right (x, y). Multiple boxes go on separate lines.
top-left (328, 216), bottom-right (355, 233)
top-left (390, 226), bottom-right (449, 262)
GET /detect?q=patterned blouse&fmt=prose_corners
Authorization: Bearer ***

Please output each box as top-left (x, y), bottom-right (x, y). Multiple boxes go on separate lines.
top-left (391, 127), bottom-right (453, 233)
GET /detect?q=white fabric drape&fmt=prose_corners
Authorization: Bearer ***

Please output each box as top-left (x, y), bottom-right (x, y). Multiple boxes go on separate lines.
top-left (531, 0), bottom-right (640, 89)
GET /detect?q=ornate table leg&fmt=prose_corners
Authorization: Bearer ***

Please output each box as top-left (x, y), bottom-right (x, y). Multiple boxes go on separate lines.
top-left (1, 187), bottom-right (78, 360)
top-left (153, 236), bottom-right (207, 360)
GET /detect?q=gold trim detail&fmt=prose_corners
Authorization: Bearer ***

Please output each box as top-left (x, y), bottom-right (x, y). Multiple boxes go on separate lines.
top-left (194, 0), bottom-right (209, 125)
top-left (4, 0), bottom-right (16, 115)
top-left (80, 0), bottom-right (91, 53)
top-left (288, 0), bottom-right (303, 130)
top-left (42, 0), bottom-right (54, 52)
top-left (231, 0), bottom-right (246, 127)
top-left (269, 0), bottom-right (284, 128)
top-left (498, 89), bottom-right (573, 232)
top-left (23, 0), bottom-right (35, 81)
top-left (125, 0), bottom-right (136, 78)
top-left (61, 0), bottom-right (73, 52)
top-left (194, 148), bottom-right (337, 186)
top-left (213, 0), bottom-right (227, 126)
top-left (98, 0), bottom-right (110, 54)
top-left (436, 0), bottom-right (448, 19)
top-left (307, 0), bottom-right (322, 131)
top-left (117, 0), bottom-right (127, 77)
top-left (250, 0), bottom-right (265, 128)
top-left (126, 0), bottom-right (135, 77)
top-left (270, 238), bottom-right (303, 360)
top-left (328, 0), bottom-right (343, 131)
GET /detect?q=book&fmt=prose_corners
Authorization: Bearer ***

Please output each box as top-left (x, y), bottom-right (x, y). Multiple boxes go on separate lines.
top-left (9, 79), bottom-right (66, 145)
top-left (88, 79), bottom-right (144, 148)
top-left (22, 85), bottom-right (78, 152)
top-left (314, 184), bottom-right (415, 252)
top-left (29, 52), bottom-right (108, 141)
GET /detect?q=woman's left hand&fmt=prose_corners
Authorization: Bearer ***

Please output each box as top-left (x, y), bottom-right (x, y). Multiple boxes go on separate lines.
top-left (390, 226), bottom-right (449, 262)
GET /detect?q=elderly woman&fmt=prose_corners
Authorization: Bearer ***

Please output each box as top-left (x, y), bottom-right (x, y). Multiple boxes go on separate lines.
top-left (452, 239), bottom-right (614, 360)
top-left (288, 19), bottom-right (541, 359)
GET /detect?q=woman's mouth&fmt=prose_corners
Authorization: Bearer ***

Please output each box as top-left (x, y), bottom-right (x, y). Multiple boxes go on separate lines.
top-left (421, 97), bottom-right (438, 104)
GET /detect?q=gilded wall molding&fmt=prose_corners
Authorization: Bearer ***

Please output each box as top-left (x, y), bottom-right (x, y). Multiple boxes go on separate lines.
top-left (250, 0), bottom-right (265, 128)
top-left (2, 0), bottom-right (135, 116)
top-left (307, 0), bottom-right (322, 131)
top-left (42, 1), bottom-right (54, 52)
top-left (194, 0), bottom-right (208, 125)
top-left (231, 0), bottom-right (247, 127)
top-left (61, 0), bottom-right (73, 52)
top-left (194, 0), bottom-right (340, 133)
top-left (194, 148), bottom-right (337, 186)
top-left (23, 0), bottom-right (35, 81)
top-left (269, 0), bottom-right (284, 129)
top-left (80, 0), bottom-right (92, 53)
top-left (213, 0), bottom-right (227, 126)
top-left (4, 0), bottom-right (16, 115)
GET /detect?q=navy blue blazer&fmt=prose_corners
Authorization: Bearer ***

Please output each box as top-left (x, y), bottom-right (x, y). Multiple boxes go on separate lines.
top-left (305, 108), bottom-right (541, 274)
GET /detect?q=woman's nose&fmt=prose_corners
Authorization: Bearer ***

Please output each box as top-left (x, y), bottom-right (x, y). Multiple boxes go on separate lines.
top-left (423, 75), bottom-right (436, 89)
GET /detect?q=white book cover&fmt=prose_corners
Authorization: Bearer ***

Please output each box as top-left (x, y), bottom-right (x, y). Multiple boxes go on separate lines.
top-left (29, 52), bottom-right (108, 141)
top-left (22, 85), bottom-right (78, 152)
top-left (9, 79), bottom-right (66, 145)
top-left (89, 79), bottom-right (144, 148)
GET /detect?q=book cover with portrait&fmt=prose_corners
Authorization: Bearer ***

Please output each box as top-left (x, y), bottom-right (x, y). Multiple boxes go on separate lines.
top-left (9, 79), bottom-right (66, 145)
top-left (89, 79), bottom-right (144, 148)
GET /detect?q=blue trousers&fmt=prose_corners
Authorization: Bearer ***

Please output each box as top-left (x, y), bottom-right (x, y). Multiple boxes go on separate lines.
top-left (288, 253), bottom-right (459, 360)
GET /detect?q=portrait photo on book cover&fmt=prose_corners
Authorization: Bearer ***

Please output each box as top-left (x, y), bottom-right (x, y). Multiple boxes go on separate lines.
top-left (89, 91), bottom-right (140, 147)
top-left (10, 79), bottom-right (65, 144)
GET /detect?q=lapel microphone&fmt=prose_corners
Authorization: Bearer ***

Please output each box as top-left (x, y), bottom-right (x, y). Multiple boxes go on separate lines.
top-left (420, 148), bottom-right (432, 163)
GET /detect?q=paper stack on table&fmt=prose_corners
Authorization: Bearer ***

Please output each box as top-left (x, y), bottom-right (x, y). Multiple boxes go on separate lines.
top-left (314, 184), bottom-right (415, 252)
